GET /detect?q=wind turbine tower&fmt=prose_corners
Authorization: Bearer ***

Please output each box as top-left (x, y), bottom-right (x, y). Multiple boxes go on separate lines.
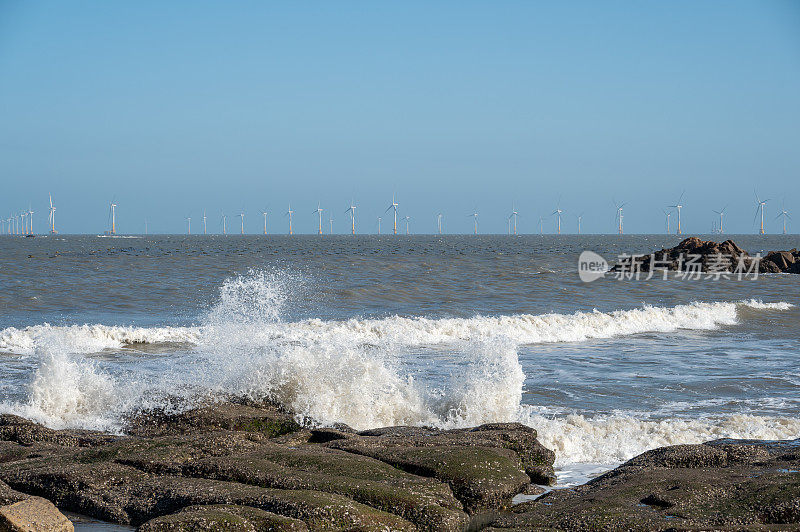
top-left (614, 201), bottom-right (626, 235)
top-left (405, 216), bottom-right (411, 235)
top-left (240, 212), bottom-right (245, 235)
top-left (577, 213), bottom-right (583, 235)
top-left (28, 206), bottom-right (33, 234)
top-left (437, 213), bottom-right (443, 235)
top-left (286, 205), bottom-right (294, 235)
top-left (669, 191), bottom-right (684, 235)
top-left (510, 206), bottom-right (518, 235)
top-left (262, 210), bottom-right (268, 234)
top-left (754, 193), bottom-right (769, 235)
top-left (187, 217), bottom-right (191, 235)
top-left (385, 195), bottom-right (399, 235)
top-left (552, 204), bottom-right (563, 235)
top-left (712, 206), bottom-right (727, 234)
top-left (377, 217), bottom-right (381, 235)
top-left (108, 202), bottom-right (117, 235)
top-left (49, 194), bottom-right (57, 234)
top-left (203, 211), bottom-right (207, 235)
top-left (221, 212), bottom-right (227, 235)
top-left (663, 209), bottom-right (671, 234)
top-left (345, 202), bottom-right (356, 235)
top-left (538, 216), bottom-right (544, 235)
top-left (776, 203), bottom-right (791, 234)
top-left (314, 203), bottom-right (323, 235)
top-left (471, 212), bottom-right (478, 235)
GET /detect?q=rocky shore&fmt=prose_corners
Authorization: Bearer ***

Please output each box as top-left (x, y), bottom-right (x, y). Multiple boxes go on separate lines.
top-left (0, 400), bottom-right (797, 531)
top-left (609, 237), bottom-right (800, 275)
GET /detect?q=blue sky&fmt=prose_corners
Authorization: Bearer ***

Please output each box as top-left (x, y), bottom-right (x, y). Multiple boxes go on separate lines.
top-left (1, 1), bottom-right (798, 234)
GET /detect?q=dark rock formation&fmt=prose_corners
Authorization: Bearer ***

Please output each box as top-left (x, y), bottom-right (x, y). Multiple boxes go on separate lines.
top-left (609, 237), bottom-right (800, 275)
top-left (0, 401), bottom-right (555, 531)
top-left (487, 438), bottom-right (800, 531)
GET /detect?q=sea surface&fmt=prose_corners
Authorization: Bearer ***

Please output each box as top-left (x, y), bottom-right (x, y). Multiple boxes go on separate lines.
top-left (1, 234), bottom-right (798, 486)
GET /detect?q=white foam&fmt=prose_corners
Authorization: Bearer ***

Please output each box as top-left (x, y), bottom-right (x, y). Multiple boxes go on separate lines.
top-left (0, 269), bottom-right (795, 466)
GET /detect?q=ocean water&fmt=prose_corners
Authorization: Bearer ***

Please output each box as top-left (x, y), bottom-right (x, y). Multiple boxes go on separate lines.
top-left (1, 234), bottom-right (798, 485)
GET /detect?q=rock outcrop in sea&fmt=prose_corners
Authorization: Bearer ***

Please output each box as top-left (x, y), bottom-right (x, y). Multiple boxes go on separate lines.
top-left (610, 237), bottom-right (800, 275)
top-left (1, 400), bottom-right (798, 530)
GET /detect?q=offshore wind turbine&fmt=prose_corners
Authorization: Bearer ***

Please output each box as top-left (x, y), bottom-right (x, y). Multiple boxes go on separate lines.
top-left (470, 211), bottom-right (478, 235)
top-left (754, 192), bottom-right (769, 234)
top-left (551, 201), bottom-right (563, 235)
top-left (712, 206), bottom-right (727, 234)
top-left (437, 213), bottom-right (443, 235)
top-left (776, 202), bottom-right (791, 234)
top-left (28, 205), bottom-right (33, 234)
top-left (662, 209), bottom-right (672, 234)
top-left (262, 210), bottom-right (268, 234)
top-left (385, 194), bottom-right (399, 235)
top-left (669, 191), bottom-right (684, 235)
top-left (239, 212), bottom-right (245, 235)
top-left (614, 200), bottom-right (626, 235)
top-left (220, 211), bottom-right (227, 235)
top-left (203, 210), bottom-right (207, 234)
top-left (404, 216), bottom-right (411, 235)
top-left (108, 201), bottom-right (117, 235)
top-left (576, 213), bottom-right (583, 235)
top-left (329, 216), bottom-right (333, 235)
top-left (313, 203), bottom-right (323, 235)
top-left (285, 204), bottom-right (294, 235)
top-left (377, 217), bottom-right (381, 235)
top-left (187, 217), bottom-right (191, 235)
top-left (345, 201), bottom-right (356, 235)
top-left (48, 194), bottom-right (57, 234)
top-left (538, 216), bottom-right (544, 235)
top-left (510, 205), bottom-right (518, 235)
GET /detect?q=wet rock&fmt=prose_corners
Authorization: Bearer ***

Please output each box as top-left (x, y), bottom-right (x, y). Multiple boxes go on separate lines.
top-left (608, 237), bottom-right (800, 275)
top-left (0, 494), bottom-right (74, 532)
top-left (326, 422), bottom-right (555, 512)
top-left (487, 438), bottom-right (800, 531)
top-left (138, 504), bottom-right (307, 531)
top-left (0, 402), bottom-right (555, 531)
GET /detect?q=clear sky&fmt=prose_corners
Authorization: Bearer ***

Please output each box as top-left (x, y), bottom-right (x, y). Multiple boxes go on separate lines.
top-left (1, 1), bottom-right (798, 234)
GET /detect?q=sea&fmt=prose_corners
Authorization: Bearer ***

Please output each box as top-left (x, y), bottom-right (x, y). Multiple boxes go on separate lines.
top-left (1, 234), bottom-right (798, 487)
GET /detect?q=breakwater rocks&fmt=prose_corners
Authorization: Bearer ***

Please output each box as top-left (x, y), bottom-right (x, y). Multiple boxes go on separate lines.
top-left (0, 400), bottom-right (554, 531)
top-left (487, 438), bottom-right (800, 531)
top-left (1, 402), bottom-right (797, 530)
top-left (610, 237), bottom-right (800, 275)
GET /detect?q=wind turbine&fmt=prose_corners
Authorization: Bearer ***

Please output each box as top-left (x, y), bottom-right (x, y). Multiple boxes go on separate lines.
top-left (314, 203), bottom-right (323, 235)
top-left (471, 211), bottom-right (478, 235)
top-left (404, 215), bottom-right (411, 235)
top-left (220, 211), bottom-right (227, 235)
top-left (285, 204), bottom-right (294, 235)
top-left (239, 212), bottom-right (245, 235)
top-left (437, 213), bottom-right (443, 235)
top-left (712, 206), bottom-right (727, 234)
top-left (510, 205), bottom-right (518, 235)
top-left (28, 205), bottom-right (33, 234)
top-left (262, 210), bottom-right (268, 234)
top-left (48, 194), bottom-right (56, 234)
top-left (669, 191), bottom-right (684, 235)
top-left (108, 201), bottom-right (117, 235)
top-left (576, 213), bottom-right (583, 235)
top-left (202, 210), bottom-right (207, 234)
top-left (551, 200), bottom-right (563, 235)
top-left (329, 216), bottom-right (333, 235)
top-left (187, 217), bottom-right (191, 235)
top-left (754, 192), bottom-right (769, 235)
top-left (385, 194), bottom-right (399, 235)
top-left (662, 209), bottom-right (672, 234)
top-left (776, 203), bottom-right (791, 234)
top-left (345, 201), bottom-right (356, 235)
top-left (614, 200), bottom-right (626, 235)
top-left (538, 216), bottom-right (544, 235)
top-left (377, 217), bottom-right (382, 235)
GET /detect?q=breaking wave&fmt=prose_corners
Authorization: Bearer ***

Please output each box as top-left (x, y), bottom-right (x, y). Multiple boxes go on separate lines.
top-left (0, 270), bottom-right (796, 471)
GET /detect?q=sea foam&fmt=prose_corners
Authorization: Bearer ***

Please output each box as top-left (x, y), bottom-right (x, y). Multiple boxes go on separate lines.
top-left (0, 270), bottom-right (795, 465)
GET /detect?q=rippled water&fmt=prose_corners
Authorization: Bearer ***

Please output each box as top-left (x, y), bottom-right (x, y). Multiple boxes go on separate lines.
top-left (1, 234), bottom-right (798, 484)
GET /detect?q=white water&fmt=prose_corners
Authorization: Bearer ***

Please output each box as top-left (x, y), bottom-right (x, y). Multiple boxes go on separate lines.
top-left (0, 270), bottom-right (796, 480)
